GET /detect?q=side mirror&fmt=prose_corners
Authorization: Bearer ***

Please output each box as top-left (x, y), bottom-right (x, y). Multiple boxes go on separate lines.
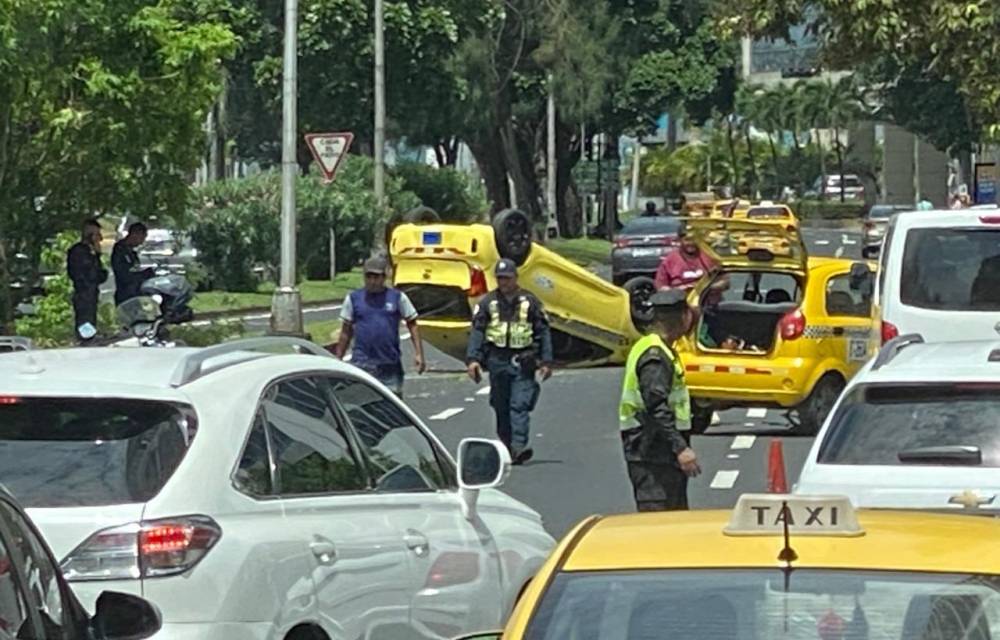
top-left (457, 438), bottom-right (511, 521)
top-left (91, 591), bottom-right (161, 640)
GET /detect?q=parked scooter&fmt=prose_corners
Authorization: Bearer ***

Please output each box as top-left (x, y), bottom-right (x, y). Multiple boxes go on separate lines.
top-left (109, 275), bottom-right (195, 347)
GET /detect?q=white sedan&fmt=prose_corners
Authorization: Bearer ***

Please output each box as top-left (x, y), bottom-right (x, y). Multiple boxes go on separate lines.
top-left (795, 337), bottom-right (1000, 514)
top-left (0, 338), bottom-right (555, 640)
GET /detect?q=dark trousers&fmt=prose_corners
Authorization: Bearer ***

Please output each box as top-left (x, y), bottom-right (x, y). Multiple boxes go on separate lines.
top-left (487, 355), bottom-right (540, 451)
top-left (621, 429), bottom-right (689, 511)
top-left (72, 290), bottom-right (99, 345)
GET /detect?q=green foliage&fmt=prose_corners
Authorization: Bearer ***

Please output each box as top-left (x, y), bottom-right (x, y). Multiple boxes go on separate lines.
top-left (794, 200), bottom-right (865, 220)
top-left (186, 157), bottom-right (418, 290)
top-left (170, 320), bottom-right (247, 347)
top-left (393, 162), bottom-right (489, 223)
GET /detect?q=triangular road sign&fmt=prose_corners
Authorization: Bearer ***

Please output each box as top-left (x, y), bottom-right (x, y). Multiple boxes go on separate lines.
top-left (305, 132), bottom-right (354, 182)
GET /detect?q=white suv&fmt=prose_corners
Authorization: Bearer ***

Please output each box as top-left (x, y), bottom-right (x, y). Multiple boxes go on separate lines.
top-left (795, 335), bottom-right (1000, 513)
top-left (0, 338), bottom-right (555, 640)
top-left (872, 208), bottom-right (1000, 347)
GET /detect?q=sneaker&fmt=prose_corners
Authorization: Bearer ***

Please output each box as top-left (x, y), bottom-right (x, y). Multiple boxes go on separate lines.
top-left (511, 447), bottom-right (534, 466)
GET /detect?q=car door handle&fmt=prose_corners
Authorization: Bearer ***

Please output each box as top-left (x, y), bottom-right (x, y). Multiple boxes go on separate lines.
top-left (403, 529), bottom-right (430, 558)
top-left (310, 537), bottom-right (338, 565)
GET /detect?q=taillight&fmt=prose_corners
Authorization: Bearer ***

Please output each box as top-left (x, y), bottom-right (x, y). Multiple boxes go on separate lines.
top-left (881, 321), bottom-right (899, 344)
top-left (779, 309), bottom-right (806, 340)
top-left (467, 267), bottom-right (488, 297)
top-left (979, 216), bottom-right (1000, 224)
top-left (61, 516), bottom-right (221, 581)
top-left (0, 397), bottom-right (20, 405)
top-left (656, 236), bottom-right (677, 246)
top-left (863, 221), bottom-right (874, 230)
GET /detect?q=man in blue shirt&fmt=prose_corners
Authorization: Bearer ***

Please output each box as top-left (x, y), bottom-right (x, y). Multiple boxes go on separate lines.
top-left (334, 257), bottom-right (425, 396)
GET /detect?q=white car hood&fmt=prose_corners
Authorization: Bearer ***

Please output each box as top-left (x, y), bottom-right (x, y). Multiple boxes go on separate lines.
top-left (796, 464), bottom-right (1000, 513)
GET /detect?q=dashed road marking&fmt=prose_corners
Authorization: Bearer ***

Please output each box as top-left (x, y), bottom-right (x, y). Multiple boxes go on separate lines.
top-left (429, 408), bottom-right (465, 421)
top-left (727, 453), bottom-right (741, 460)
top-left (815, 240), bottom-right (830, 246)
top-left (835, 246), bottom-right (845, 258)
top-left (464, 397), bottom-right (475, 403)
top-left (712, 412), bottom-right (722, 425)
top-left (747, 408), bottom-right (768, 419)
top-left (710, 470), bottom-right (740, 490)
top-left (476, 386), bottom-right (491, 396)
top-left (731, 435), bottom-right (757, 450)
top-left (842, 239), bottom-right (857, 246)
top-left (744, 422), bottom-right (756, 428)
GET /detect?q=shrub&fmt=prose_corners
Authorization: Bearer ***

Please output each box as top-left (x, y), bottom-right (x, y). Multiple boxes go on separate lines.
top-left (392, 162), bottom-right (489, 223)
top-left (794, 199), bottom-right (865, 220)
top-left (170, 320), bottom-right (246, 347)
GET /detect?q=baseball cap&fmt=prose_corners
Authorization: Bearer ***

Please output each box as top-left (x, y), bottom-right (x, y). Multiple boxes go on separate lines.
top-left (363, 257), bottom-right (388, 275)
top-left (495, 259), bottom-right (518, 278)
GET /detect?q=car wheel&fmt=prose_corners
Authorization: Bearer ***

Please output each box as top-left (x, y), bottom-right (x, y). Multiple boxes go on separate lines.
top-left (403, 205), bottom-right (441, 224)
top-left (624, 276), bottom-right (656, 328)
top-left (861, 246), bottom-right (877, 259)
top-left (612, 274), bottom-right (627, 287)
top-left (690, 404), bottom-right (714, 435)
top-left (493, 209), bottom-right (533, 266)
top-left (793, 374), bottom-right (845, 436)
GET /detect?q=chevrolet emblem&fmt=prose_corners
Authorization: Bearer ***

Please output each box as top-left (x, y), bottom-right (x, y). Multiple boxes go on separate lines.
top-left (948, 490), bottom-right (996, 509)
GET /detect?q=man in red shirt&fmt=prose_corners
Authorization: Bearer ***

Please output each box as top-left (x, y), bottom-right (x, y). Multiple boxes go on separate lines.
top-left (654, 225), bottom-right (718, 292)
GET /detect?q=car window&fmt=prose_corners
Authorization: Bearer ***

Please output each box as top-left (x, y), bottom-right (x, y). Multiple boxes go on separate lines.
top-left (0, 517), bottom-right (32, 640)
top-left (900, 228), bottom-right (1000, 310)
top-left (326, 377), bottom-right (455, 492)
top-left (825, 274), bottom-right (872, 317)
top-left (0, 502), bottom-right (73, 638)
top-left (233, 411), bottom-right (274, 497)
top-left (746, 207), bottom-right (789, 219)
top-left (818, 385), bottom-right (1000, 466)
top-left (0, 398), bottom-right (196, 508)
top-left (620, 217), bottom-right (681, 235)
top-left (706, 271), bottom-right (802, 305)
top-left (263, 378), bottom-right (369, 495)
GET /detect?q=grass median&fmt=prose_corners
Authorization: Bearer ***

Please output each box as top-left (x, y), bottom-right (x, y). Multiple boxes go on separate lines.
top-left (548, 237), bottom-right (612, 267)
top-left (192, 271), bottom-right (361, 315)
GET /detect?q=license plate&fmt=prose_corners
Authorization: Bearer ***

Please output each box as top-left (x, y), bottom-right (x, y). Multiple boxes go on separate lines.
top-left (632, 248), bottom-right (661, 257)
top-left (422, 231), bottom-right (442, 246)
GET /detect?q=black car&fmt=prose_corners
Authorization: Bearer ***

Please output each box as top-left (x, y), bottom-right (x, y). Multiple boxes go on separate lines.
top-left (0, 486), bottom-right (161, 639)
top-left (611, 216), bottom-right (683, 285)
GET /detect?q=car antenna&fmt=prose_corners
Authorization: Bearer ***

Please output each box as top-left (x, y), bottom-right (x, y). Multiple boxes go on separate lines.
top-left (777, 500), bottom-right (798, 632)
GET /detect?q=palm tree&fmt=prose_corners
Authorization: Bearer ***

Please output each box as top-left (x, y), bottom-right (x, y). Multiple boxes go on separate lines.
top-left (826, 77), bottom-right (869, 202)
top-left (753, 87), bottom-right (785, 184)
top-left (800, 81), bottom-right (834, 200)
top-left (735, 86), bottom-right (759, 195)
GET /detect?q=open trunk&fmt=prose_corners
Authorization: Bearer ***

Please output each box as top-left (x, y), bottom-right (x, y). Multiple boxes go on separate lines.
top-left (699, 301), bottom-right (797, 354)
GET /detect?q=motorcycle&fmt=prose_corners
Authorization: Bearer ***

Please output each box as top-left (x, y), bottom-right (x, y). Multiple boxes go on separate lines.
top-left (108, 275), bottom-right (195, 348)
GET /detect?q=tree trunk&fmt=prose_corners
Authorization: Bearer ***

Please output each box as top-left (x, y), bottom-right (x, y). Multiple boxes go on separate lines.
top-left (726, 119), bottom-right (741, 193)
top-left (434, 145), bottom-right (447, 168)
top-left (468, 130), bottom-right (510, 213)
top-left (835, 128), bottom-right (846, 203)
top-left (0, 239), bottom-right (13, 333)
top-left (744, 124), bottom-right (758, 196)
top-left (499, 119), bottom-right (542, 221)
top-left (816, 129), bottom-right (827, 201)
top-left (555, 118), bottom-right (582, 237)
top-left (767, 133), bottom-right (780, 182)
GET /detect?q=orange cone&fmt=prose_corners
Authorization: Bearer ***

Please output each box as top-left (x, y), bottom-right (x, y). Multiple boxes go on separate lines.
top-left (767, 439), bottom-right (788, 494)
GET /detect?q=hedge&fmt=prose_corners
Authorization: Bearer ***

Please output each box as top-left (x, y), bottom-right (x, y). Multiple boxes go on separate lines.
top-left (794, 199), bottom-right (866, 220)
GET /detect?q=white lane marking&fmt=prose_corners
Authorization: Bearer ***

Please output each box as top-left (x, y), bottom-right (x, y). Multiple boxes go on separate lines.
top-left (814, 240), bottom-right (830, 246)
top-left (731, 435), bottom-right (757, 450)
top-left (727, 453), bottom-right (740, 460)
top-left (710, 470), bottom-right (740, 490)
top-left (744, 422), bottom-right (756, 427)
top-left (835, 246), bottom-right (845, 258)
top-left (842, 239), bottom-right (857, 246)
top-left (747, 408), bottom-right (768, 419)
top-left (429, 408), bottom-right (465, 421)
top-left (711, 412), bottom-right (721, 425)
top-left (476, 386), bottom-right (491, 396)
top-left (464, 397), bottom-right (475, 403)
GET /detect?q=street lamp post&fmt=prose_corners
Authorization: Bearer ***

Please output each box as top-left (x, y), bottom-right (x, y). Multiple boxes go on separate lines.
top-left (373, 0), bottom-right (387, 252)
top-left (271, 0), bottom-right (304, 335)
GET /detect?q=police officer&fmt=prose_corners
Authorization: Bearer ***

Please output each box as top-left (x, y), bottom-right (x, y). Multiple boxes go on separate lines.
top-left (111, 221), bottom-right (155, 306)
top-left (66, 218), bottom-right (109, 345)
top-left (619, 289), bottom-right (702, 511)
top-left (467, 259), bottom-right (554, 465)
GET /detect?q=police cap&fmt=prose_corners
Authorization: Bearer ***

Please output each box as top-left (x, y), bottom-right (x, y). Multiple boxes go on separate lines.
top-left (495, 259), bottom-right (518, 278)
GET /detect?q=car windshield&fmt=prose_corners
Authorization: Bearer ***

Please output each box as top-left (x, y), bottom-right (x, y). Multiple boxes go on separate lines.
top-left (747, 207), bottom-right (789, 219)
top-left (818, 385), bottom-right (1000, 467)
top-left (525, 569), bottom-right (1000, 640)
top-left (0, 397), bottom-right (196, 507)
top-left (620, 217), bottom-right (681, 235)
top-left (900, 228), bottom-right (1000, 310)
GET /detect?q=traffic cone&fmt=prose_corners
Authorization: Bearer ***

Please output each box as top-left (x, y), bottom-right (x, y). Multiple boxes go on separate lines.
top-left (767, 439), bottom-right (788, 494)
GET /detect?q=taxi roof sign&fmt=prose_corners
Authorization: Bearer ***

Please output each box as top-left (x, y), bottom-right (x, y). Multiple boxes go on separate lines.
top-left (724, 494), bottom-right (864, 538)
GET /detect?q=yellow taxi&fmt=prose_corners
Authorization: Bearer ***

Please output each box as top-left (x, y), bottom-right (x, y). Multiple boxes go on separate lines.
top-left (679, 219), bottom-right (875, 435)
top-left (730, 201), bottom-right (799, 225)
top-left (390, 210), bottom-right (641, 367)
top-left (456, 494), bottom-right (1000, 640)
top-left (680, 192), bottom-right (716, 217)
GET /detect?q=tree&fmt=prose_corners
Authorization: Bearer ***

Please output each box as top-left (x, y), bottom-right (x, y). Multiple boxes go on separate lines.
top-left (0, 0), bottom-right (236, 329)
top-left (718, 0), bottom-right (1000, 136)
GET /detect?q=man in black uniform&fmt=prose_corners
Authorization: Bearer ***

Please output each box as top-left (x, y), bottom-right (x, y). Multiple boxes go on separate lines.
top-left (111, 222), bottom-right (154, 306)
top-left (66, 219), bottom-right (109, 345)
top-left (467, 259), bottom-right (554, 465)
top-left (619, 289), bottom-right (702, 510)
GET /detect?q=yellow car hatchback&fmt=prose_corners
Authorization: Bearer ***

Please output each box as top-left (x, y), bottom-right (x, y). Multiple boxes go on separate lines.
top-left (680, 219), bottom-right (875, 434)
top-left (457, 494), bottom-right (1000, 640)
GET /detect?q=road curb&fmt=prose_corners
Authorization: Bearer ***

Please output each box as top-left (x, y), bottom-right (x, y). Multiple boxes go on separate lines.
top-left (197, 298), bottom-right (344, 322)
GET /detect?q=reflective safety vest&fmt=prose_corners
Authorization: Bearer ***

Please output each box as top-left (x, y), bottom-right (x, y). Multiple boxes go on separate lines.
top-left (619, 333), bottom-right (691, 432)
top-left (484, 296), bottom-right (534, 349)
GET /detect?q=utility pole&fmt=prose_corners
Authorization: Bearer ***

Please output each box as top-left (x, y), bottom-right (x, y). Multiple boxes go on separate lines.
top-left (546, 74), bottom-right (558, 237)
top-left (373, 0), bottom-right (387, 253)
top-left (630, 138), bottom-right (641, 211)
top-left (270, 0), bottom-right (303, 335)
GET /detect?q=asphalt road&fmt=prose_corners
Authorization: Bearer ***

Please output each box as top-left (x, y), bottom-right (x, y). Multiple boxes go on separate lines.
top-left (392, 224), bottom-right (864, 537)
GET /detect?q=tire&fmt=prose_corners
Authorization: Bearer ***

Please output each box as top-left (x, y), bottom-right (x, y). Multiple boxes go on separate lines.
top-left (493, 208), bottom-right (533, 265)
top-left (384, 211), bottom-right (404, 248)
top-left (793, 374), bottom-right (845, 436)
top-left (690, 404), bottom-right (714, 435)
top-left (403, 205), bottom-right (441, 224)
top-left (624, 276), bottom-right (656, 328)
top-left (612, 274), bottom-right (627, 287)
top-left (861, 246), bottom-right (876, 259)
